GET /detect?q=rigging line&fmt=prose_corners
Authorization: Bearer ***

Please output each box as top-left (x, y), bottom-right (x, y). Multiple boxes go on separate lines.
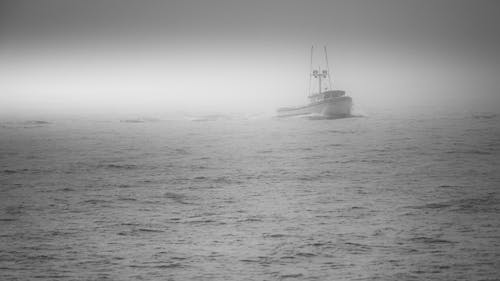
top-left (308, 45), bottom-right (313, 96)
top-left (324, 45), bottom-right (333, 89)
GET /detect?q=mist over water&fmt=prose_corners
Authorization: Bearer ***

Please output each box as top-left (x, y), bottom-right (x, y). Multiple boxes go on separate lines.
top-left (1, 0), bottom-right (500, 117)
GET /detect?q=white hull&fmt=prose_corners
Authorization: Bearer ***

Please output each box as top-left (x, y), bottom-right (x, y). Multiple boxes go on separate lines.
top-left (277, 96), bottom-right (352, 118)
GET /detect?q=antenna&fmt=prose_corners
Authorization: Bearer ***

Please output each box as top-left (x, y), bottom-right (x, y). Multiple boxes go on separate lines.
top-left (324, 46), bottom-right (333, 89)
top-left (308, 45), bottom-right (314, 97)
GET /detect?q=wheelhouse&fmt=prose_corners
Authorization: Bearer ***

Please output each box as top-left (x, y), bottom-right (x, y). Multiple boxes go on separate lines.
top-left (308, 90), bottom-right (345, 103)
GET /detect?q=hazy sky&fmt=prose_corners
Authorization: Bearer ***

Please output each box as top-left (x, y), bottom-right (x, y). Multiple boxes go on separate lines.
top-left (1, 0), bottom-right (499, 117)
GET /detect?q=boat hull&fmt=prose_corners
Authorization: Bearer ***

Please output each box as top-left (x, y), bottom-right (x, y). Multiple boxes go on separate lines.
top-left (277, 96), bottom-right (352, 118)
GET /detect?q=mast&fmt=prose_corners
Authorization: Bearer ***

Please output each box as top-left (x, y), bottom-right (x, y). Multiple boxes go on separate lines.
top-left (324, 46), bottom-right (333, 89)
top-left (318, 67), bottom-right (322, 95)
top-left (308, 45), bottom-right (314, 97)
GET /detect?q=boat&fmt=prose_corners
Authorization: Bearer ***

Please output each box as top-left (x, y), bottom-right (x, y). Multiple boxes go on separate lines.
top-left (277, 46), bottom-right (352, 118)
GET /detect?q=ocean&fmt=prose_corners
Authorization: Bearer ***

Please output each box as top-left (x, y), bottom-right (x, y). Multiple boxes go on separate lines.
top-left (1, 112), bottom-right (499, 280)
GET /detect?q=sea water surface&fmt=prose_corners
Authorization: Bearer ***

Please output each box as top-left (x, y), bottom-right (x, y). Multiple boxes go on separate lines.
top-left (0, 112), bottom-right (499, 280)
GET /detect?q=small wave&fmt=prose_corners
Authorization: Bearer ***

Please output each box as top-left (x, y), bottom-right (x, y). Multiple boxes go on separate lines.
top-left (137, 228), bottom-right (164, 233)
top-left (184, 219), bottom-right (219, 225)
top-left (264, 233), bottom-right (288, 238)
top-left (191, 165), bottom-right (208, 170)
top-left (121, 119), bottom-right (144, 123)
top-left (49, 230), bottom-right (76, 236)
top-left (409, 237), bottom-right (455, 244)
top-left (171, 256), bottom-right (187, 260)
top-left (360, 158), bottom-right (393, 163)
top-left (26, 254), bottom-right (58, 261)
top-left (445, 149), bottom-right (492, 155)
top-left (213, 176), bottom-right (233, 184)
top-left (410, 196), bottom-right (499, 214)
top-left (309, 242), bottom-right (329, 247)
top-left (407, 202), bottom-right (451, 210)
top-left (1, 168), bottom-right (46, 175)
top-left (0, 120), bottom-right (51, 129)
top-left (238, 217), bottom-right (263, 223)
top-left (454, 196), bottom-right (499, 213)
top-left (472, 113), bottom-right (498, 119)
top-left (2, 169), bottom-right (19, 174)
top-left (117, 197), bottom-right (137, 201)
top-left (295, 252), bottom-right (316, 257)
top-left (170, 178), bottom-right (189, 185)
top-left (25, 120), bottom-right (51, 125)
top-left (297, 175), bottom-right (316, 181)
top-left (120, 118), bottom-right (161, 123)
top-left (32, 275), bottom-right (70, 279)
top-left (439, 184), bottom-right (459, 188)
top-left (280, 273), bottom-right (304, 279)
top-left (164, 192), bottom-right (192, 204)
top-left (117, 228), bottom-right (165, 236)
top-left (102, 163), bottom-right (138, 169)
top-left (342, 242), bottom-right (372, 253)
top-left (82, 199), bottom-right (112, 205)
top-left (319, 241), bottom-right (372, 255)
top-left (326, 143), bottom-right (343, 147)
top-left (4, 205), bottom-right (24, 215)
top-left (327, 129), bottom-right (355, 134)
top-left (154, 263), bottom-right (183, 269)
top-left (121, 222), bottom-right (141, 226)
top-left (240, 258), bottom-right (260, 263)
top-left (174, 148), bottom-right (190, 155)
top-left (128, 262), bottom-right (181, 269)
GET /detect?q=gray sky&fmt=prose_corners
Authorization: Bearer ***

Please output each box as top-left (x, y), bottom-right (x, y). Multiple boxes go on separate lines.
top-left (1, 0), bottom-right (499, 117)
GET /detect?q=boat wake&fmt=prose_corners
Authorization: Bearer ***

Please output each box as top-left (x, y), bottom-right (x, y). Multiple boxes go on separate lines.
top-left (305, 113), bottom-right (360, 120)
top-left (282, 113), bottom-right (361, 120)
